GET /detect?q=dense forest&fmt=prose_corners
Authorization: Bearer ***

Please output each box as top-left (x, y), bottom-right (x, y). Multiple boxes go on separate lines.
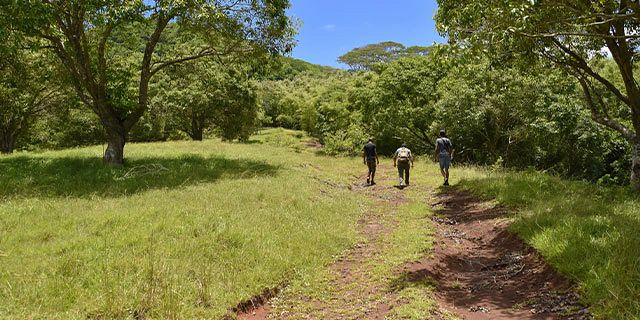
top-left (1, 0), bottom-right (638, 189)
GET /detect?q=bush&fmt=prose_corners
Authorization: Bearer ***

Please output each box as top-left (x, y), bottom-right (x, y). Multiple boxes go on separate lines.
top-left (322, 124), bottom-right (366, 156)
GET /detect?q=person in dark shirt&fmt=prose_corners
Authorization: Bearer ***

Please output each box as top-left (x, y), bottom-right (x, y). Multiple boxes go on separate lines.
top-left (362, 138), bottom-right (379, 185)
top-left (435, 129), bottom-right (454, 186)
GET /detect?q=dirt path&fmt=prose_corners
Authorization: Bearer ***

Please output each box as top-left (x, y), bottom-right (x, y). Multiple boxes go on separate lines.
top-left (237, 165), bottom-right (413, 319)
top-left (408, 189), bottom-right (591, 320)
top-left (234, 168), bottom-right (591, 320)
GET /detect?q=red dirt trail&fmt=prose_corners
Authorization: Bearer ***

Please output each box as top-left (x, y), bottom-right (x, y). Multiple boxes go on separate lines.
top-left (234, 172), bottom-right (590, 320)
top-left (410, 190), bottom-right (590, 320)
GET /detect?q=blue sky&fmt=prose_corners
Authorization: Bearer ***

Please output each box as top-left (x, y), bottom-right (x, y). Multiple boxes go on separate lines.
top-left (286, 0), bottom-right (444, 68)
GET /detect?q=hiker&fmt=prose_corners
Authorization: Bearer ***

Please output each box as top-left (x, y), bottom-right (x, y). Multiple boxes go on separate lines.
top-left (435, 129), bottom-right (454, 186)
top-left (362, 138), bottom-right (379, 185)
top-left (393, 143), bottom-right (414, 187)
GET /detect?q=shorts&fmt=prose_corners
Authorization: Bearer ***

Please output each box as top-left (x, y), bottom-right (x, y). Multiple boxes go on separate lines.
top-left (439, 154), bottom-right (451, 170)
top-left (367, 159), bottom-right (377, 173)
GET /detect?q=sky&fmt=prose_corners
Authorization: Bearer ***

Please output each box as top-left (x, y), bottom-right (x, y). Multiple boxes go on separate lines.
top-left (286, 0), bottom-right (445, 68)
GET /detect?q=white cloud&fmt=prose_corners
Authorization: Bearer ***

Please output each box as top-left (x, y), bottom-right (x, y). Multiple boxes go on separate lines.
top-left (322, 24), bottom-right (337, 32)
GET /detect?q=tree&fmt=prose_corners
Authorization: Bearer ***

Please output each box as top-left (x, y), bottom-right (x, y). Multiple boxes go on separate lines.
top-left (434, 56), bottom-right (621, 179)
top-left (212, 70), bottom-right (261, 141)
top-left (436, 0), bottom-right (640, 190)
top-left (337, 42), bottom-right (435, 71)
top-left (365, 49), bottom-right (453, 153)
top-left (338, 41), bottom-right (407, 71)
top-left (163, 60), bottom-right (260, 141)
top-left (7, 0), bottom-right (295, 164)
top-left (162, 61), bottom-right (215, 141)
top-left (0, 49), bottom-right (61, 154)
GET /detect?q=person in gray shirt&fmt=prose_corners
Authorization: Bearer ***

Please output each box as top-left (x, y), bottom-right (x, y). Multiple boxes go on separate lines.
top-left (435, 130), bottom-right (454, 186)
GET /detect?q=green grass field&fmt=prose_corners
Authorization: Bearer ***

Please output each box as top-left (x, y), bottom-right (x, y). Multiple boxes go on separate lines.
top-left (1, 128), bottom-right (639, 319)
top-left (0, 129), bottom-right (368, 319)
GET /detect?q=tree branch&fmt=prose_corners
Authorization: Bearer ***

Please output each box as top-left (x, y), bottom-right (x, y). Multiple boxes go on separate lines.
top-left (149, 49), bottom-right (218, 77)
top-left (519, 30), bottom-right (640, 40)
top-left (577, 76), bottom-right (635, 141)
top-left (125, 13), bottom-right (171, 130)
top-left (403, 125), bottom-right (435, 148)
top-left (97, 23), bottom-right (115, 88)
top-left (38, 31), bottom-right (95, 109)
top-left (149, 38), bottom-right (251, 76)
top-left (550, 38), bottom-right (631, 106)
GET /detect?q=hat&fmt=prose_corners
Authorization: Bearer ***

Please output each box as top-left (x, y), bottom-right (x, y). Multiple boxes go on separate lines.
top-left (401, 143), bottom-right (407, 148)
top-left (439, 129), bottom-right (446, 137)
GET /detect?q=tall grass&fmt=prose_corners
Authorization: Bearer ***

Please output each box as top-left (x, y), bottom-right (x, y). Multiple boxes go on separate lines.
top-left (0, 129), bottom-right (365, 319)
top-left (458, 169), bottom-right (640, 319)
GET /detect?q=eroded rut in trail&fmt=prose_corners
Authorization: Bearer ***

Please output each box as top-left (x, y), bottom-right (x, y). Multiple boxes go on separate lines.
top-left (409, 190), bottom-right (591, 320)
top-left (235, 168), bottom-right (591, 320)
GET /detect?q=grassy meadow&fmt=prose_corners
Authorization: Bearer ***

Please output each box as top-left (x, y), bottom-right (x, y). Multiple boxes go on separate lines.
top-left (0, 129), bottom-right (368, 319)
top-left (1, 128), bottom-right (639, 319)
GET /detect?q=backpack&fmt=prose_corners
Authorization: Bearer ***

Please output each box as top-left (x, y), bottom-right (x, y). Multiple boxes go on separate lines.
top-left (397, 148), bottom-right (410, 161)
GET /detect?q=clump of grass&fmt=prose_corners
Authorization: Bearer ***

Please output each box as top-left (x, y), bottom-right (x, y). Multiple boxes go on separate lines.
top-left (388, 284), bottom-right (437, 320)
top-left (458, 169), bottom-right (640, 319)
top-left (375, 200), bottom-right (435, 273)
top-left (254, 127), bottom-right (309, 151)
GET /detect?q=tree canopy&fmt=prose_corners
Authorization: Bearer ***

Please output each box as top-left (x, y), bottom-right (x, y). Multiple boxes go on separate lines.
top-left (436, 0), bottom-right (640, 190)
top-left (5, 0), bottom-right (295, 164)
top-left (338, 41), bottom-right (431, 71)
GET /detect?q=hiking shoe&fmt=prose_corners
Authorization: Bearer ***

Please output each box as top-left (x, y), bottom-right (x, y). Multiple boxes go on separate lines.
top-left (443, 180), bottom-right (449, 186)
top-left (371, 181), bottom-right (376, 185)
top-left (366, 178), bottom-right (370, 185)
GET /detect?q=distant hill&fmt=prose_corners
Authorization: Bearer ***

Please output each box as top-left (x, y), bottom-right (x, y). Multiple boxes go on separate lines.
top-left (268, 56), bottom-right (342, 80)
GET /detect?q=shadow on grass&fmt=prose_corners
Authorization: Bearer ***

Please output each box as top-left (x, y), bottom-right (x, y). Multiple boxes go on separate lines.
top-left (238, 139), bottom-right (263, 145)
top-left (456, 173), bottom-right (640, 318)
top-left (387, 270), bottom-right (436, 293)
top-left (0, 154), bottom-right (280, 199)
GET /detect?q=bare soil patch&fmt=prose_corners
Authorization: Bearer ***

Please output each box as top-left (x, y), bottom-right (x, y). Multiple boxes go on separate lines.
top-left (401, 189), bottom-right (591, 320)
top-left (227, 287), bottom-right (280, 320)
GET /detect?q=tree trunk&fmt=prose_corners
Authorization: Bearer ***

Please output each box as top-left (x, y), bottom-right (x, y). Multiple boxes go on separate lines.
top-left (632, 141), bottom-right (640, 192)
top-left (191, 129), bottom-right (203, 141)
top-left (103, 127), bottom-right (126, 165)
top-left (0, 132), bottom-right (15, 154)
top-left (190, 115), bottom-right (204, 141)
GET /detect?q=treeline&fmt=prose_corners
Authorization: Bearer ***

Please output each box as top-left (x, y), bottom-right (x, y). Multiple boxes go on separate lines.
top-left (261, 43), bottom-right (631, 185)
top-left (1, 52), bottom-right (324, 151)
top-left (3, 36), bottom-right (631, 185)
top-left (2, 1), bottom-right (638, 187)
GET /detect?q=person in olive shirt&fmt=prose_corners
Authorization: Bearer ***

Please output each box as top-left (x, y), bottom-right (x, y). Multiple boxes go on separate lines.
top-left (362, 138), bottom-right (379, 185)
top-left (435, 129), bottom-right (454, 186)
top-left (393, 143), bottom-right (414, 187)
